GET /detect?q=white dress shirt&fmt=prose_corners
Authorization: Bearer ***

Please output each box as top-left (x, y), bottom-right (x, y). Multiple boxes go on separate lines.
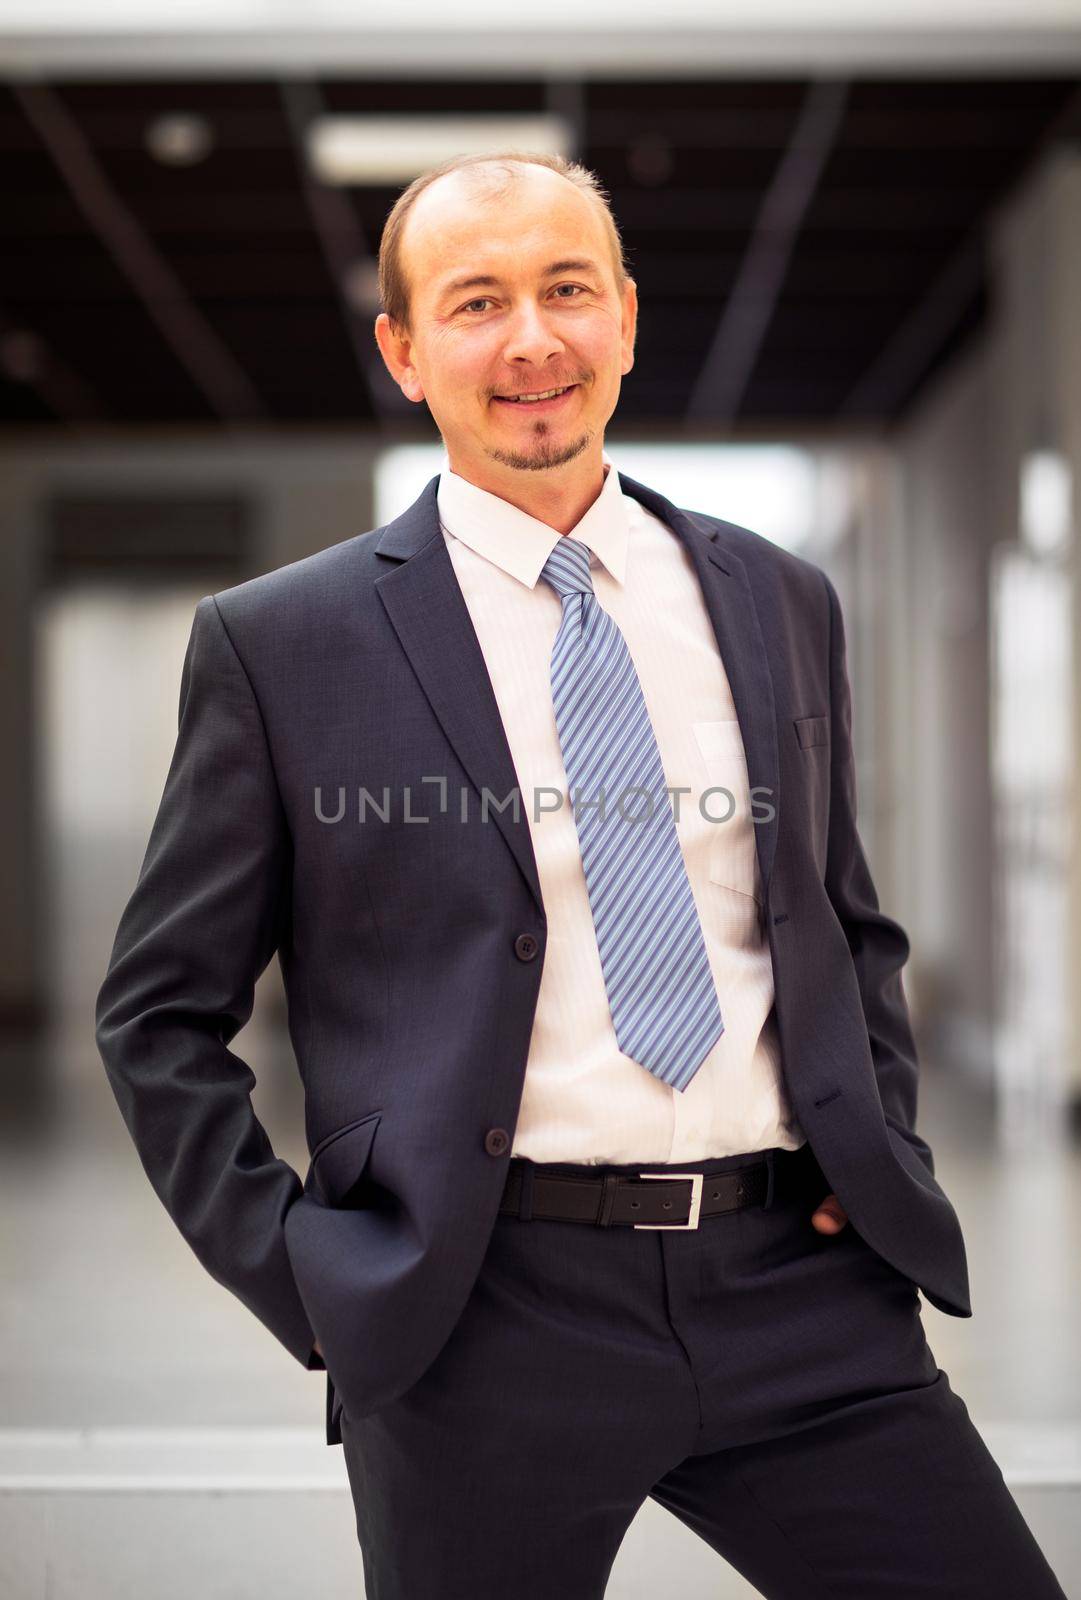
top-left (436, 448), bottom-right (805, 1164)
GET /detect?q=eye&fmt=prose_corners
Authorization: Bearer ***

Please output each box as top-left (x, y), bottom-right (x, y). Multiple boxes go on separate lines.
top-left (456, 284), bottom-right (587, 316)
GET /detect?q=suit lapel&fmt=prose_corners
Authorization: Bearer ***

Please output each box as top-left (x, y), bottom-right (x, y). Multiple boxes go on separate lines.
top-left (376, 478), bottom-right (546, 915)
top-left (374, 468), bottom-right (780, 918)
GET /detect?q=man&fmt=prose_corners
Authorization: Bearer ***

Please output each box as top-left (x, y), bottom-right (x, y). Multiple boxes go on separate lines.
top-left (95, 151), bottom-right (1067, 1598)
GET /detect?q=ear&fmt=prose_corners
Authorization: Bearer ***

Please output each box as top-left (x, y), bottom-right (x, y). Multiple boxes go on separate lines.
top-left (620, 277), bottom-right (638, 376)
top-left (374, 312), bottom-right (425, 404)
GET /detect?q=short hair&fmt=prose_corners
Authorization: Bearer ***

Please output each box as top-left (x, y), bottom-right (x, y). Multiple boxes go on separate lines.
top-left (377, 150), bottom-right (631, 337)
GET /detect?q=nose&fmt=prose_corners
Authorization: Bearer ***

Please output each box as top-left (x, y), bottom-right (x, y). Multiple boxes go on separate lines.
top-left (500, 297), bottom-right (566, 367)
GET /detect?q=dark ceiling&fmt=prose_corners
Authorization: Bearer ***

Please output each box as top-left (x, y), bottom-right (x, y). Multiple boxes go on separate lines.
top-left (1, 75), bottom-right (1079, 432)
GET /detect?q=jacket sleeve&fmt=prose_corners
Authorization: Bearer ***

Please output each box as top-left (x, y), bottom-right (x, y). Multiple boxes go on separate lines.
top-left (821, 570), bottom-right (936, 1174)
top-left (94, 593), bottom-right (320, 1367)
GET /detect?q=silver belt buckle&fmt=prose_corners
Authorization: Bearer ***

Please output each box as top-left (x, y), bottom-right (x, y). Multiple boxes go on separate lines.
top-left (633, 1171), bottom-right (704, 1230)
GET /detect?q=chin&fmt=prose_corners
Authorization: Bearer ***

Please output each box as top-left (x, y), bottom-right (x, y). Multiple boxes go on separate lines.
top-left (485, 428), bottom-right (595, 473)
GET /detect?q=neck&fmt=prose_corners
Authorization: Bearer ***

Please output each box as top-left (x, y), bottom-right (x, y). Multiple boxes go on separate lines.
top-left (446, 448), bottom-right (608, 535)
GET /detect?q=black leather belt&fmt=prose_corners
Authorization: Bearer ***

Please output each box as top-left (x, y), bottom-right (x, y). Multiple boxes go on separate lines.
top-left (499, 1158), bottom-right (770, 1230)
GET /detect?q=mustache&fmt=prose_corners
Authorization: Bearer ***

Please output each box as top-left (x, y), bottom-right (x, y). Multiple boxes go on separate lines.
top-left (489, 375), bottom-right (588, 399)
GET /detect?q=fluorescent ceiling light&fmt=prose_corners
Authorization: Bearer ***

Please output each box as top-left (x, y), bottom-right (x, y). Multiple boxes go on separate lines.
top-left (308, 114), bottom-right (572, 186)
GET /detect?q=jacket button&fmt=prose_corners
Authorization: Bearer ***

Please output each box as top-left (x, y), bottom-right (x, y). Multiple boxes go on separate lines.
top-left (514, 932), bottom-right (539, 961)
top-left (484, 1127), bottom-right (510, 1156)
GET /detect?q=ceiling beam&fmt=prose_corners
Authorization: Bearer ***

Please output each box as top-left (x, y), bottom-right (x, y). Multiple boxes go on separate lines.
top-left (839, 81), bottom-right (1081, 417)
top-left (0, 303), bottom-right (110, 422)
top-left (3, 27), bottom-right (1081, 78)
top-left (11, 82), bottom-right (268, 424)
top-left (685, 78), bottom-right (849, 426)
top-left (278, 80), bottom-right (400, 424)
top-left (837, 238), bottom-right (983, 416)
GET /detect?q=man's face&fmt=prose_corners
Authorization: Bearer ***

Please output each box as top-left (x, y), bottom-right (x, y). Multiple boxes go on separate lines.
top-left (375, 165), bottom-right (637, 478)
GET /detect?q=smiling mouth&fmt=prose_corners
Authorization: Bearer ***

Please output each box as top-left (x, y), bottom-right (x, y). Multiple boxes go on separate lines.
top-left (492, 384), bottom-right (578, 407)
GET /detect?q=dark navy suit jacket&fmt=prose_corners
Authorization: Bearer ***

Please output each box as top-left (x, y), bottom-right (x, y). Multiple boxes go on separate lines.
top-left (95, 469), bottom-right (970, 1448)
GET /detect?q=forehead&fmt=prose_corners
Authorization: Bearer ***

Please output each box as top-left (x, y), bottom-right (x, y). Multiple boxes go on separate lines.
top-left (404, 167), bottom-right (610, 296)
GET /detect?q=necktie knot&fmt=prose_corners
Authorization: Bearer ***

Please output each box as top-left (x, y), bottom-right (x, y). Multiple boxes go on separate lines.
top-left (539, 537), bottom-right (594, 602)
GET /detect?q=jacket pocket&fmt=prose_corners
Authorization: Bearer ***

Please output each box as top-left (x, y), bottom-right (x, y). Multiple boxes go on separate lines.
top-left (794, 713), bottom-right (829, 750)
top-left (308, 1111), bottom-right (382, 1207)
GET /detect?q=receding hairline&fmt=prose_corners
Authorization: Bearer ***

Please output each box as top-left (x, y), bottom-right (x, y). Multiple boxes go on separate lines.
top-left (410, 155), bottom-right (608, 222)
top-left (385, 155), bottom-right (628, 331)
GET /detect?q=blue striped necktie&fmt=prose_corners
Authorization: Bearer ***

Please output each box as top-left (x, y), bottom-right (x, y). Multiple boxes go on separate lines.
top-left (539, 535), bottom-right (724, 1092)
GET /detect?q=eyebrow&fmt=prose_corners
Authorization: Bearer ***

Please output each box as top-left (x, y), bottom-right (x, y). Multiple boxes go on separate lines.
top-left (436, 258), bottom-right (604, 302)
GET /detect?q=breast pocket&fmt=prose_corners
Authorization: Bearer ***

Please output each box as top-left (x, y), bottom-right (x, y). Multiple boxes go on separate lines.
top-left (793, 714), bottom-right (829, 751)
top-left (691, 718), bottom-right (762, 904)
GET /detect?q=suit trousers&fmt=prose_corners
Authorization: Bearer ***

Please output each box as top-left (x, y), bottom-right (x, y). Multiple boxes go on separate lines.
top-left (338, 1140), bottom-right (1067, 1599)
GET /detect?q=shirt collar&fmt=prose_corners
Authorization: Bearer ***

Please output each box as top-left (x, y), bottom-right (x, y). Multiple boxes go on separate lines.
top-left (436, 448), bottom-right (628, 589)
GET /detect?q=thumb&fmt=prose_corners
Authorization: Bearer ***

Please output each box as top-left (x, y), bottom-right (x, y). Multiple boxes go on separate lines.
top-left (811, 1192), bottom-right (849, 1234)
